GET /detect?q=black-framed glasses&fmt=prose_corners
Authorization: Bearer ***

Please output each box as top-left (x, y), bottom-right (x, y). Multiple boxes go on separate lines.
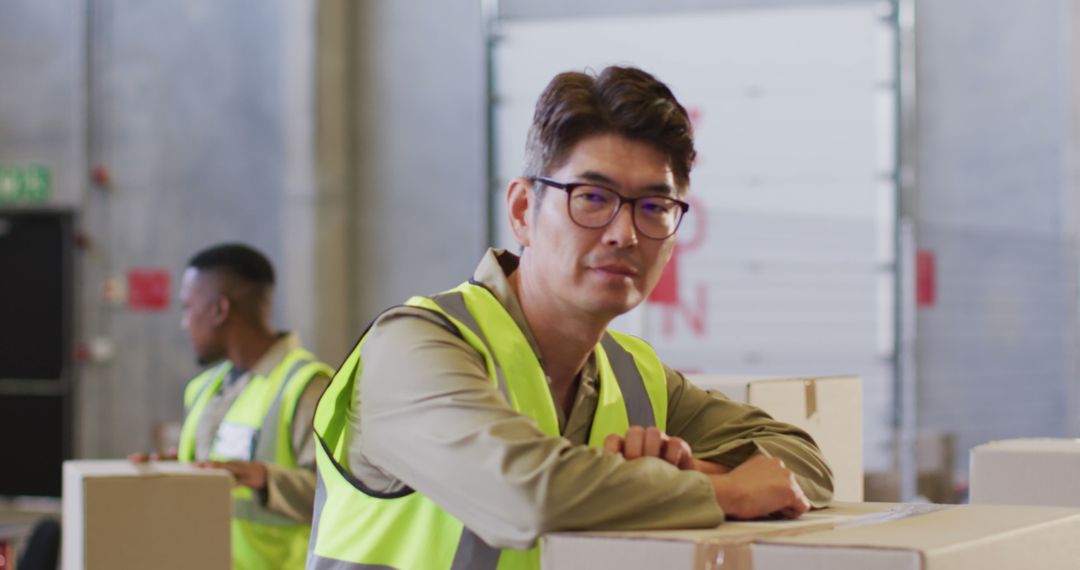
top-left (532, 177), bottom-right (690, 240)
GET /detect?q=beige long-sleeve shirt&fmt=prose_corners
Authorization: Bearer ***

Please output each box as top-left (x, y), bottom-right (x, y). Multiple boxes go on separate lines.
top-left (345, 249), bottom-right (833, 549)
top-left (192, 332), bottom-right (330, 523)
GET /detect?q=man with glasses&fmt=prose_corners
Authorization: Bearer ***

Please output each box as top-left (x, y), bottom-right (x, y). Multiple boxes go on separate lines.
top-left (307, 66), bottom-right (833, 570)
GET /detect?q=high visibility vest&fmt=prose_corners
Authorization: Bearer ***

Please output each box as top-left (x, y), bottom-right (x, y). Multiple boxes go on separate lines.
top-left (307, 282), bottom-right (668, 570)
top-left (179, 347), bottom-right (333, 570)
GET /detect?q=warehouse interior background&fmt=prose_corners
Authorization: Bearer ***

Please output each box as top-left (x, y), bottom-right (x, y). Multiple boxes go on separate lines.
top-left (2, 0), bottom-right (1079, 509)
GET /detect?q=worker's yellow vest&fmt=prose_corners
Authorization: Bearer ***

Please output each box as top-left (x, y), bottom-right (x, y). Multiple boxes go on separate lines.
top-left (307, 282), bottom-right (668, 570)
top-left (179, 347), bottom-right (333, 570)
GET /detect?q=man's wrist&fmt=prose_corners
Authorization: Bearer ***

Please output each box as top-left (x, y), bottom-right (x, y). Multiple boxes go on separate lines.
top-left (709, 473), bottom-right (743, 516)
top-left (254, 461), bottom-right (272, 491)
top-left (693, 458), bottom-right (732, 475)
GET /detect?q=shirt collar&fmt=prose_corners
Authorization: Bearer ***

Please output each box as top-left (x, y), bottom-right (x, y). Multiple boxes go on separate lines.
top-left (471, 248), bottom-right (599, 383)
top-left (248, 331), bottom-right (301, 378)
top-left (471, 248), bottom-right (539, 354)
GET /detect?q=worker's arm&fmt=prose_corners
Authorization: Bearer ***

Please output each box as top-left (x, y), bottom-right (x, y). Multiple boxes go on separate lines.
top-left (352, 308), bottom-right (726, 550)
top-left (664, 369), bottom-right (835, 508)
top-left (597, 421), bottom-right (812, 518)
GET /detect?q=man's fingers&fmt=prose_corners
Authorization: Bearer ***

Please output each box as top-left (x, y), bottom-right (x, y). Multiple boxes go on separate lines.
top-left (776, 500), bottom-right (804, 519)
top-left (613, 427), bottom-right (696, 468)
top-left (127, 452), bottom-right (149, 464)
top-left (661, 437), bottom-right (685, 466)
top-left (643, 427), bottom-right (663, 459)
top-left (665, 436), bottom-right (696, 470)
top-left (777, 499), bottom-right (809, 519)
top-left (624, 426), bottom-right (645, 460)
top-left (197, 461), bottom-right (232, 473)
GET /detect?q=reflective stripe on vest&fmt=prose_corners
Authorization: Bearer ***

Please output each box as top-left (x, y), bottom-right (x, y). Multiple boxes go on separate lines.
top-left (178, 347), bottom-right (333, 570)
top-left (178, 362), bottom-right (232, 461)
top-left (307, 282), bottom-right (667, 570)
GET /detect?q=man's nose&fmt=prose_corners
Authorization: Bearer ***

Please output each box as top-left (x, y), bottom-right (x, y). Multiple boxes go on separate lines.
top-left (603, 204), bottom-right (639, 247)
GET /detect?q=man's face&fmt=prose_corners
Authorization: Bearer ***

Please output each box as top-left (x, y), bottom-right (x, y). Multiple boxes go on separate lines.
top-left (521, 133), bottom-right (682, 320)
top-left (179, 267), bottom-right (226, 365)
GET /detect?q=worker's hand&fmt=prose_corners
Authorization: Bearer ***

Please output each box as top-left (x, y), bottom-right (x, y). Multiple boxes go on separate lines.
top-left (197, 460), bottom-right (268, 491)
top-left (604, 426), bottom-right (696, 470)
top-left (709, 455), bottom-right (811, 520)
top-left (127, 448), bottom-right (178, 463)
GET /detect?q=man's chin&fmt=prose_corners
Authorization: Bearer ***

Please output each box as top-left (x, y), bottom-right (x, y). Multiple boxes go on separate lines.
top-left (584, 294), bottom-right (644, 320)
top-left (195, 354), bottom-right (224, 367)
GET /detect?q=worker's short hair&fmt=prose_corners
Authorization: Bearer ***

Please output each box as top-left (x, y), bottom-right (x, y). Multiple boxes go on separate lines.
top-left (523, 66), bottom-right (696, 192)
top-left (187, 243), bottom-right (275, 287)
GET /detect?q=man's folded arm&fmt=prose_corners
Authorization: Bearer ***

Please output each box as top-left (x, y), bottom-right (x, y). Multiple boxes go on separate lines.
top-left (664, 369), bottom-right (835, 507)
top-left (355, 309), bottom-right (727, 549)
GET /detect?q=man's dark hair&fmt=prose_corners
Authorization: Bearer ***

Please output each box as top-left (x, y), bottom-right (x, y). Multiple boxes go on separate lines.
top-left (187, 243), bottom-right (275, 286)
top-left (524, 66), bottom-right (696, 190)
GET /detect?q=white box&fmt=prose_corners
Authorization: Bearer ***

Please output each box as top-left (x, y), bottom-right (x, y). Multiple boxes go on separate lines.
top-left (687, 375), bottom-right (863, 501)
top-left (62, 460), bottom-right (232, 570)
top-left (753, 504), bottom-right (1080, 569)
top-left (970, 438), bottom-right (1080, 507)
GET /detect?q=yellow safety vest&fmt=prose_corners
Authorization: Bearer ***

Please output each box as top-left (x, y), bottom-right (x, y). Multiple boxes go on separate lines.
top-left (307, 282), bottom-right (668, 570)
top-left (179, 347), bottom-right (333, 570)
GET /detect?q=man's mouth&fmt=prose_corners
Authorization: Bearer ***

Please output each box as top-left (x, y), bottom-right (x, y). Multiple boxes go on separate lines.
top-left (591, 264), bottom-right (639, 277)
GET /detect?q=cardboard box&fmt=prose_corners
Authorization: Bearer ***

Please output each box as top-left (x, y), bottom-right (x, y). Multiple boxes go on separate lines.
top-left (62, 460), bottom-right (232, 570)
top-left (687, 375), bottom-right (863, 501)
top-left (865, 431), bottom-right (960, 504)
top-left (542, 502), bottom-right (898, 570)
top-left (970, 438), bottom-right (1080, 507)
top-left (752, 504), bottom-right (1080, 569)
top-left (545, 503), bottom-right (1080, 570)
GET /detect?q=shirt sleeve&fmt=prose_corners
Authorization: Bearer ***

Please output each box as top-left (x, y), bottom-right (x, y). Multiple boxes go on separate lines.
top-left (262, 373), bottom-right (331, 523)
top-left (664, 367), bottom-right (835, 508)
top-left (352, 307), bottom-right (726, 550)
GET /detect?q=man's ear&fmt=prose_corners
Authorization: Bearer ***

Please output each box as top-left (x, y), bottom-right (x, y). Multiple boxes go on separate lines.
top-left (507, 177), bottom-right (535, 248)
top-left (210, 295), bottom-right (230, 328)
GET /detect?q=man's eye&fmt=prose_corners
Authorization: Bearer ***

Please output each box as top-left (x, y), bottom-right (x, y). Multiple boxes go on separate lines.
top-left (576, 188), bottom-right (612, 203)
top-left (641, 200), bottom-right (673, 214)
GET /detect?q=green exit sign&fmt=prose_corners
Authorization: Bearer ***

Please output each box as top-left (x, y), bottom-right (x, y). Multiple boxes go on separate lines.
top-left (0, 165), bottom-right (51, 204)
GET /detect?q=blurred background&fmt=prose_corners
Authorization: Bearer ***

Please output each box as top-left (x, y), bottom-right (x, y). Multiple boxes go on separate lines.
top-left (0, 0), bottom-right (1077, 507)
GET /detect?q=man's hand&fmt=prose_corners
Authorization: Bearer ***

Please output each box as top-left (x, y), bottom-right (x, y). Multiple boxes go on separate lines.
top-left (197, 460), bottom-right (269, 491)
top-left (127, 448), bottom-right (178, 463)
top-left (604, 426), bottom-right (696, 470)
top-left (710, 455), bottom-right (811, 520)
